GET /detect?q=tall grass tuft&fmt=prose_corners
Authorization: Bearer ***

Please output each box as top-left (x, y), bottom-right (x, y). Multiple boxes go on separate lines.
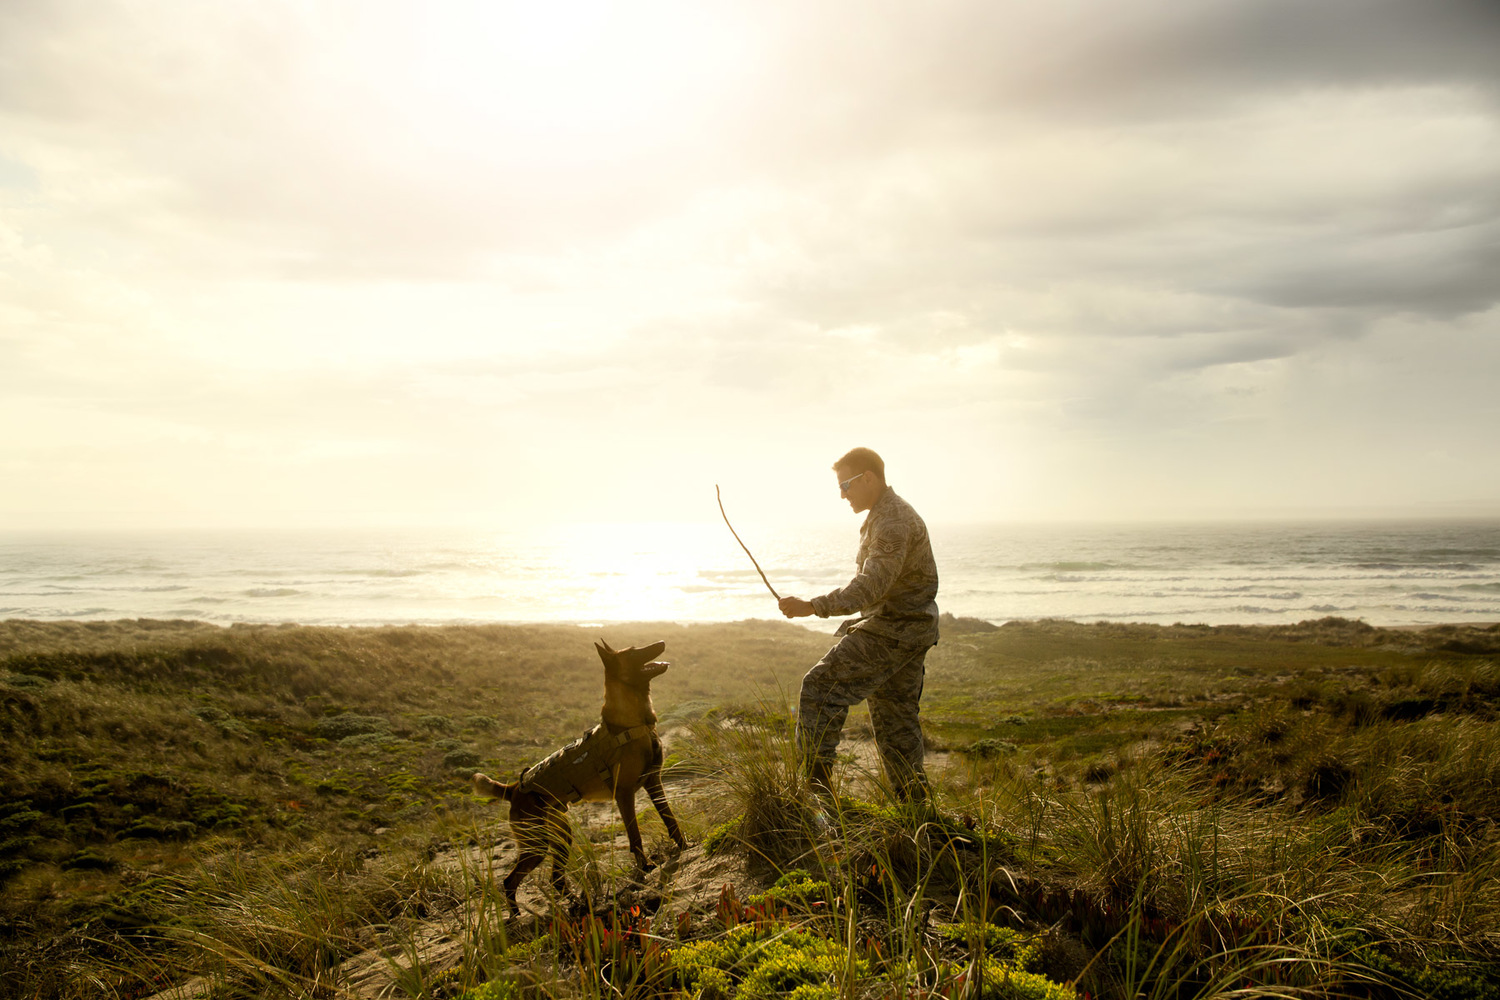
top-left (681, 704), bottom-right (829, 869)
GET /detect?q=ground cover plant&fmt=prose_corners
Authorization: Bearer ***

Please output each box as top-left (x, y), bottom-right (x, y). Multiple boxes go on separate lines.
top-left (1, 616), bottom-right (1497, 998)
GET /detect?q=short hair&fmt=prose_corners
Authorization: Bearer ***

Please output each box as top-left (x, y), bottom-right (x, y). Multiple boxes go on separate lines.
top-left (833, 447), bottom-right (885, 481)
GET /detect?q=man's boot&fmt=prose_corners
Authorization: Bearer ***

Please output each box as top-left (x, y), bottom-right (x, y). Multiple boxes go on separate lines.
top-left (896, 772), bottom-right (931, 806)
top-left (807, 756), bottom-right (835, 798)
top-left (805, 756), bottom-right (835, 836)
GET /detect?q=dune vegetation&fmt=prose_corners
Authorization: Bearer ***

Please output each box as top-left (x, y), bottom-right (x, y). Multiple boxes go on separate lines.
top-left (2, 615), bottom-right (1499, 999)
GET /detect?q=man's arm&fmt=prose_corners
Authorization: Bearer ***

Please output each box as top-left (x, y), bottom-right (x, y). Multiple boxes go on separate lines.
top-left (780, 519), bottom-right (909, 620)
top-left (812, 525), bottom-right (905, 617)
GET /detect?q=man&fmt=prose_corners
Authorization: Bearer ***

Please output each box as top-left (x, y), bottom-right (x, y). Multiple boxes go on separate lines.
top-left (778, 447), bottom-right (939, 802)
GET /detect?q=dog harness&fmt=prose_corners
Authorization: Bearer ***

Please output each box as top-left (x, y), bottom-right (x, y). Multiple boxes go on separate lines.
top-left (515, 722), bottom-right (656, 804)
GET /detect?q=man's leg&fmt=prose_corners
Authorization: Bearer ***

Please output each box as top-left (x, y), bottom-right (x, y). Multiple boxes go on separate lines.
top-left (868, 643), bottom-right (932, 801)
top-left (797, 629), bottom-right (913, 793)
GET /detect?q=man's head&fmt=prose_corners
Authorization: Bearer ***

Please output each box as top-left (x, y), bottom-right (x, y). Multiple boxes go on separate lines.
top-left (832, 447), bottom-right (886, 514)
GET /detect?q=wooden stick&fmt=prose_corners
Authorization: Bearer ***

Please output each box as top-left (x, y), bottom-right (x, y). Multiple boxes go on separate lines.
top-left (716, 485), bottom-right (781, 601)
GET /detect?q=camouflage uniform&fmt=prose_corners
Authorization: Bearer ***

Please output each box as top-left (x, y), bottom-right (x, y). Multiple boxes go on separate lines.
top-left (799, 487), bottom-right (939, 799)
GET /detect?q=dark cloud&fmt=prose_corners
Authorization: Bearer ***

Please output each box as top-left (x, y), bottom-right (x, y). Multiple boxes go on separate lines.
top-left (1114, 0), bottom-right (1500, 98)
top-left (781, 0), bottom-right (1500, 125)
top-left (1225, 224), bottom-right (1500, 316)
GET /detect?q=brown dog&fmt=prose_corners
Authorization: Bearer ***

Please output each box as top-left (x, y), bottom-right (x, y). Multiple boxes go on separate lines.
top-left (472, 639), bottom-right (688, 914)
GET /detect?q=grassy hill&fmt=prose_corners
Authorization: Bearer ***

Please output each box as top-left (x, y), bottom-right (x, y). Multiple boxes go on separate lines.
top-left (2, 616), bottom-right (1498, 998)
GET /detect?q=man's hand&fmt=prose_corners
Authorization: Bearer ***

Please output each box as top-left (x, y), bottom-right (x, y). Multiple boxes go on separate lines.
top-left (779, 596), bottom-right (815, 619)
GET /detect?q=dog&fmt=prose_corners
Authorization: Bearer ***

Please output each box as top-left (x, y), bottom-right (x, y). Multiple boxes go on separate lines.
top-left (472, 638), bottom-right (688, 914)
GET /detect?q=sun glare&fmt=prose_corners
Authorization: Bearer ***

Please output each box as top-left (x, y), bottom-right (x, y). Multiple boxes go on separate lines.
top-left (521, 521), bottom-right (729, 622)
top-left (406, 1), bottom-right (754, 157)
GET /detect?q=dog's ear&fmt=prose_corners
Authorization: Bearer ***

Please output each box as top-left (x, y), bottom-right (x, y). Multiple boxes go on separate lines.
top-left (595, 639), bottom-right (614, 660)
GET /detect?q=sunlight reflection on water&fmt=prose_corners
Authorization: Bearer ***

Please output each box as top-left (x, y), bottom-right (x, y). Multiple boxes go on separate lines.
top-left (2, 519), bottom-right (1498, 628)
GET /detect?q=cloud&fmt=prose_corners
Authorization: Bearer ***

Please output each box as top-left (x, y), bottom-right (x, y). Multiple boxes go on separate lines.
top-left (3, 0), bottom-right (1499, 526)
top-left (0, 0), bottom-right (771, 277)
top-left (4, 0), bottom-right (1497, 297)
top-left (1082, 0), bottom-right (1500, 102)
top-left (764, 0), bottom-right (1500, 125)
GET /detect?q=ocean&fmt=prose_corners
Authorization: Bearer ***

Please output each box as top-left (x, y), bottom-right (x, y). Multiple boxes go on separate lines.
top-left (2, 519), bottom-right (1498, 630)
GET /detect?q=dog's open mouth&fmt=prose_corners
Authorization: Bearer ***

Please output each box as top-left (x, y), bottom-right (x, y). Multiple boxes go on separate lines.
top-left (643, 660), bottom-right (670, 677)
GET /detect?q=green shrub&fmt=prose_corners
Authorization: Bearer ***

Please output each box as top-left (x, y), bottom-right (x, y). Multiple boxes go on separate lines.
top-left (965, 738), bottom-right (1020, 759)
top-left (63, 850), bottom-right (116, 871)
top-left (703, 817), bottom-right (743, 855)
top-left (783, 986), bottom-right (837, 1000)
top-left (748, 869), bottom-right (831, 911)
top-left (415, 714), bottom-right (453, 732)
top-left (458, 979), bottom-right (517, 1000)
top-left (443, 748), bottom-right (482, 769)
top-left (671, 923), bottom-right (866, 1000)
top-left (738, 941), bottom-right (845, 999)
top-left (973, 958), bottom-right (1076, 1000)
top-left (0, 672), bottom-right (49, 690)
top-left (0, 806), bottom-right (44, 833)
top-left (1337, 921), bottom-right (1500, 1000)
top-left (314, 714), bottom-right (390, 740)
top-left (121, 818), bottom-right (196, 840)
top-left (940, 922), bottom-right (1040, 970)
top-left (338, 732), bottom-right (398, 751)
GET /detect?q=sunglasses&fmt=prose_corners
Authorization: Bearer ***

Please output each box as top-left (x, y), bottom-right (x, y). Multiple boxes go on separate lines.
top-left (838, 470), bottom-right (866, 493)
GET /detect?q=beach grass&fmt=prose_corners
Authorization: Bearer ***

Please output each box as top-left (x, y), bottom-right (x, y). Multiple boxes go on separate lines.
top-left (2, 615), bottom-right (1498, 998)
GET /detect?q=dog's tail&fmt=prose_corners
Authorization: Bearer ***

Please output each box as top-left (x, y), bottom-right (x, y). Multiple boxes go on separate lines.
top-left (472, 772), bottom-right (517, 802)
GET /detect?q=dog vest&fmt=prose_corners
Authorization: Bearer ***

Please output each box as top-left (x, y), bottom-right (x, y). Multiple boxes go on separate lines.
top-left (515, 722), bottom-right (655, 804)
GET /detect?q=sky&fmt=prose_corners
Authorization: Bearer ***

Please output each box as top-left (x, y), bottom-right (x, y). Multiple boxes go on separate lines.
top-left (2, 0), bottom-right (1499, 531)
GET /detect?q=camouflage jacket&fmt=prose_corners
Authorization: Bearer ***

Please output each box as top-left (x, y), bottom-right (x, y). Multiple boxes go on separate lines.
top-left (515, 722), bottom-right (655, 803)
top-left (810, 487), bottom-right (940, 646)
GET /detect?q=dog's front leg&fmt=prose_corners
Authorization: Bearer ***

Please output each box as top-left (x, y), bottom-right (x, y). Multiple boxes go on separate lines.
top-left (546, 809), bottom-right (573, 896)
top-left (643, 768), bottom-right (688, 851)
top-left (614, 787), bottom-right (652, 871)
top-left (504, 848), bottom-right (544, 917)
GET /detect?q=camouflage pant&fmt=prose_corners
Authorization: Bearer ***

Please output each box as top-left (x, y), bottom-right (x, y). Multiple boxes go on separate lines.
top-left (797, 627), bottom-right (932, 799)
